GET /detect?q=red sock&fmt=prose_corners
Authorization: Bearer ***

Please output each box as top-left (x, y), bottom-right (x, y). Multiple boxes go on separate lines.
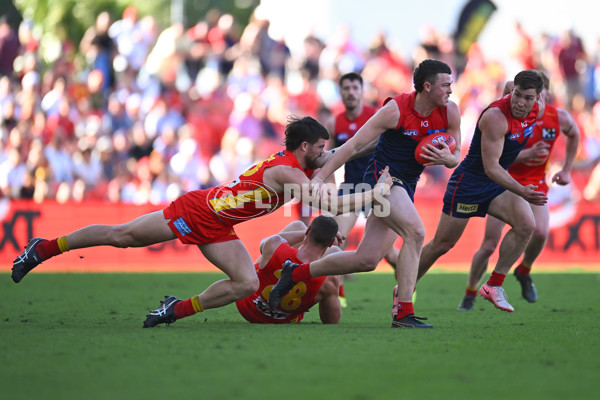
top-left (466, 288), bottom-right (478, 297)
top-left (173, 298), bottom-right (197, 320)
top-left (338, 284), bottom-right (345, 298)
top-left (516, 263), bottom-right (531, 276)
top-left (291, 263), bottom-right (312, 282)
top-left (487, 271), bottom-right (506, 287)
top-left (395, 302), bottom-right (414, 319)
top-left (35, 239), bottom-right (61, 261)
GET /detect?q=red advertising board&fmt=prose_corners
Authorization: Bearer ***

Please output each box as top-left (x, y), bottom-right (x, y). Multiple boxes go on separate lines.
top-left (1, 195), bottom-right (598, 273)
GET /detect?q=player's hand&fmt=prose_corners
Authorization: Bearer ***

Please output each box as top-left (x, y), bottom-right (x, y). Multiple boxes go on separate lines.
top-left (522, 141), bottom-right (550, 166)
top-left (310, 176), bottom-right (332, 198)
top-left (422, 142), bottom-right (457, 167)
top-left (522, 184), bottom-right (548, 206)
top-left (551, 170), bottom-right (571, 186)
top-left (333, 231), bottom-right (346, 247)
top-left (375, 166), bottom-right (392, 196)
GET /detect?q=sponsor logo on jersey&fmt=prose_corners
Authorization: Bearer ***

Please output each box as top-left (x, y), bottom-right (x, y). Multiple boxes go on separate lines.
top-left (542, 128), bottom-right (556, 141)
top-left (508, 132), bottom-right (521, 141)
top-left (456, 203), bottom-right (479, 213)
top-left (427, 128), bottom-right (447, 135)
top-left (392, 176), bottom-right (404, 185)
top-left (207, 180), bottom-right (280, 221)
top-left (403, 129), bottom-right (419, 137)
top-left (337, 132), bottom-right (350, 142)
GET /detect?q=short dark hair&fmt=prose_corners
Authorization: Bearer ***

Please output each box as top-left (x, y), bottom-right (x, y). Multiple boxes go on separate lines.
top-left (514, 70), bottom-right (544, 95)
top-left (284, 116), bottom-right (329, 151)
top-left (413, 59), bottom-right (452, 92)
top-left (307, 215), bottom-right (339, 247)
top-left (538, 70), bottom-right (550, 91)
top-left (339, 72), bottom-right (363, 87)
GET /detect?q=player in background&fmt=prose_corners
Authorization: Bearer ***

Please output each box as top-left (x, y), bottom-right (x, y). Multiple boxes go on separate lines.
top-left (416, 70), bottom-right (547, 313)
top-left (236, 215), bottom-right (342, 324)
top-left (325, 72), bottom-right (398, 306)
top-left (11, 116), bottom-right (392, 328)
top-left (457, 71), bottom-right (579, 310)
top-left (269, 59), bottom-right (462, 328)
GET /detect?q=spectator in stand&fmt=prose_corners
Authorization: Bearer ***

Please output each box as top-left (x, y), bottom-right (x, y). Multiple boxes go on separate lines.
top-left (557, 29), bottom-right (586, 110)
top-left (0, 16), bottom-right (21, 77)
top-left (80, 12), bottom-right (116, 97)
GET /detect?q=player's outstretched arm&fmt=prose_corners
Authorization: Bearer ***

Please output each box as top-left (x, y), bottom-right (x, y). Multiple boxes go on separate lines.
top-left (552, 108), bottom-right (580, 185)
top-left (312, 101), bottom-right (400, 181)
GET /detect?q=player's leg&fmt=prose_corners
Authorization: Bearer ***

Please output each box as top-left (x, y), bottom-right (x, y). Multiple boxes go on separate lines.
top-left (417, 212), bottom-right (469, 282)
top-left (333, 212), bottom-right (358, 306)
top-left (487, 191), bottom-right (535, 276)
top-left (333, 212), bottom-right (359, 249)
top-left (280, 220), bottom-right (308, 234)
top-left (12, 211), bottom-right (175, 283)
top-left (196, 240), bottom-right (260, 310)
top-left (310, 214), bottom-right (398, 277)
top-left (374, 186), bottom-right (434, 328)
top-left (143, 239), bottom-right (259, 328)
top-left (479, 191), bottom-right (535, 312)
top-left (520, 203), bottom-right (549, 268)
top-left (315, 276), bottom-right (342, 324)
top-left (383, 245), bottom-right (399, 269)
top-left (513, 203), bottom-right (548, 302)
top-left (458, 216), bottom-right (505, 310)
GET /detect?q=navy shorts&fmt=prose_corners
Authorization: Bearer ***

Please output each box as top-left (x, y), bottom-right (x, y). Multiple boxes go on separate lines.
top-left (442, 171), bottom-right (506, 218)
top-left (363, 160), bottom-right (417, 202)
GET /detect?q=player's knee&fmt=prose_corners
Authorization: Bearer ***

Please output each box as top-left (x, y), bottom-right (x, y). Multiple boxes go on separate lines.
top-left (478, 240), bottom-right (498, 257)
top-left (404, 227), bottom-right (426, 248)
top-left (429, 235), bottom-right (456, 256)
top-left (287, 221), bottom-right (307, 231)
top-left (531, 225), bottom-right (548, 243)
top-left (237, 276), bottom-right (260, 298)
top-left (516, 217), bottom-right (536, 238)
top-left (321, 276), bottom-right (339, 296)
top-left (355, 254), bottom-right (380, 272)
top-left (108, 226), bottom-right (135, 248)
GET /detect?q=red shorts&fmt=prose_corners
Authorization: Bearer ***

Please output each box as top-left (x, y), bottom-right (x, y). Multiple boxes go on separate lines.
top-left (163, 190), bottom-right (239, 245)
top-left (514, 176), bottom-right (549, 196)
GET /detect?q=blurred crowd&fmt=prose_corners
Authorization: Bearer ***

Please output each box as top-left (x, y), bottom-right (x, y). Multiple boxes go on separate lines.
top-left (1, 7), bottom-right (600, 206)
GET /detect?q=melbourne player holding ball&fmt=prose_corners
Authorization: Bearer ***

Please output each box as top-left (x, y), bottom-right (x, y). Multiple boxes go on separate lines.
top-left (269, 59), bottom-right (462, 328)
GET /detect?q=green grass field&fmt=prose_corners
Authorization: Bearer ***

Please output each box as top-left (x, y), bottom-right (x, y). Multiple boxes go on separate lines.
top-left (1, 271), bottom-right (599, 400)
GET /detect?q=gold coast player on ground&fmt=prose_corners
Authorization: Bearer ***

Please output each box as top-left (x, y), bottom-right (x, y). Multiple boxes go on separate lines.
top-left (236, 215), bottom-right (342, 324)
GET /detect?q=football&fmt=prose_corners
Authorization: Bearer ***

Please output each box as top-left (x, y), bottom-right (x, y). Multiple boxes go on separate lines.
top-left (414, 133), bottom-right (456, 165)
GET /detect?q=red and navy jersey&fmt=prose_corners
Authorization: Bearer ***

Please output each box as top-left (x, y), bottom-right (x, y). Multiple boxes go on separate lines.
top-left (370, 91), bottom-right (449, 185)
top-left (332, 105), bottom-right (377, 184)
top-left (509, 104), bottom-right (560, 183)
top-left (456, 94), bottom-right (539, 178)
top-left (236, 242), bottom-right (326, 324)
top-left (207, 150), bottom-right (314, 226)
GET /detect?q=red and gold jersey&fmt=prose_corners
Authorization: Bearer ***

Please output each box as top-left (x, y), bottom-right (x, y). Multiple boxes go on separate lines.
top-left (509, 104), bottom-right (561, 186)
top-left (206, 150), bottom-right (314, 225)
top-left (236, 242), bottom-right (327, 324)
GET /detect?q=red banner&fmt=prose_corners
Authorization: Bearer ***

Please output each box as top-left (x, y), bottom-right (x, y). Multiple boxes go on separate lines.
top-left (1, 194), bottom-right (598, 273)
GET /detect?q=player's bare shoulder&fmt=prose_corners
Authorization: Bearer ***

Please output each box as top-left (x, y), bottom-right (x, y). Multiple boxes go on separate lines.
top-left (263, 163), bottom-right (310, 193)
top-left (478, 106), bottom-right (508, 135)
